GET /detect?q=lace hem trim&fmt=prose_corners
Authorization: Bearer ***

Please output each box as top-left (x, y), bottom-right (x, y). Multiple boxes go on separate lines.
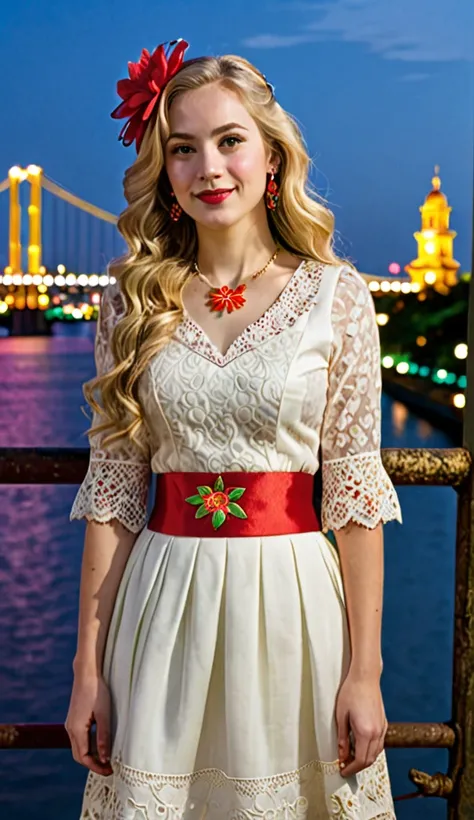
top-left (114, 753), bottom-right (341, 787)
top-left (69, 458), bottom-right (150, 534)
top-left (80, 752), bottom-right (395, 819)
top-left (321, 451), bottom-right (403, 534)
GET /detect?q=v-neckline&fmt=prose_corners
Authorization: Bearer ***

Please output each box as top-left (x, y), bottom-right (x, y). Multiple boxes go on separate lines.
top-left (176, 259), bottom-right (325, 367)
top-left (179, 258), bottom-right (308, 363)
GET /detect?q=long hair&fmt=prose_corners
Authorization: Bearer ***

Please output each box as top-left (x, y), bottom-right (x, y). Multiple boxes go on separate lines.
top-left (83, 53), bottom-right (347, 453)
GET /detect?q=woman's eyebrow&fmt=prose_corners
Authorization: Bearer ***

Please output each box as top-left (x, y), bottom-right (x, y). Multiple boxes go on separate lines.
top-left (167, 122), bottom-right (249, 142)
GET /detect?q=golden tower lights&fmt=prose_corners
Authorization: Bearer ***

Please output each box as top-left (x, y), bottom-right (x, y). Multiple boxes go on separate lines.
top-left (26, 165), bottom-right (42, 275)
top-left (7, 164), bottom-right (43, 274)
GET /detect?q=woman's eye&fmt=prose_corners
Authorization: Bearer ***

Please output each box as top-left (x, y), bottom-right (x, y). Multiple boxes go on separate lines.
top-left (171, 145), bottom-right (193, 155)
top-left (221, 136), bottom-right (243, 148)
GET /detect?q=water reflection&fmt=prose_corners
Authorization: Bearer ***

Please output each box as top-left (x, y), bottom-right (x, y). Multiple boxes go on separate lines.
top-left (391, 400), bottom-right (410, 437)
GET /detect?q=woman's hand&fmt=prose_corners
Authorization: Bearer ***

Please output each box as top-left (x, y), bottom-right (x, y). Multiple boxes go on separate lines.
top-left (65, 672), bottom-right (113, 776)
top-left (336, 669), bottom-right (388, 778)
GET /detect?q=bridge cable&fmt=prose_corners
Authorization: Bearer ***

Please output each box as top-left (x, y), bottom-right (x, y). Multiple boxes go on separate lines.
top-left (42, 175), bottom-right (118, 225)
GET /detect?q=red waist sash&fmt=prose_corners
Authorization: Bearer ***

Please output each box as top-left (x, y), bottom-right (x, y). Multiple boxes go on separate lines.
top-left (147, 471), bottom-right (320, 537)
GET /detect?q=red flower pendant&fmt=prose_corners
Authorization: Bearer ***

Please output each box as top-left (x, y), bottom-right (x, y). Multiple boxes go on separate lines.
top-left (206, 284), bottom-right (247, 314)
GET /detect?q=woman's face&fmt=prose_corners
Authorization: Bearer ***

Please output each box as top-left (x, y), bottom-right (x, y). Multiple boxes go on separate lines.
top-left (164, 83), bottom-right (275, 229)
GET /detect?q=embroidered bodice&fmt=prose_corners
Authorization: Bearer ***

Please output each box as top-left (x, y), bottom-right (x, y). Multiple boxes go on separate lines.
top-left (70, 260), bottom-right (403, 535)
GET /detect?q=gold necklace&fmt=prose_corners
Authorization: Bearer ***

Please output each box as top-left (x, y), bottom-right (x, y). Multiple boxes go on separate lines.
top-left (193, 246), bottom-right (280, 314)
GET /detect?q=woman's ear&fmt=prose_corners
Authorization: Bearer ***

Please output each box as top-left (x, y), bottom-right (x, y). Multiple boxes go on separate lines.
top-left (266, 147), bottom-right (281, 176)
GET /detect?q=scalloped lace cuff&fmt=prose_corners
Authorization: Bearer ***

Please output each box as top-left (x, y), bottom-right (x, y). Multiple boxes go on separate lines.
top-left (321, 451), bottom-right (403, 533)
top-left (69, 458), bottom-right (151, 534)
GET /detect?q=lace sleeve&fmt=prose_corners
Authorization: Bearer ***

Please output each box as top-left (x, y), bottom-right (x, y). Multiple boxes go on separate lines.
top-left (320, 267), bottom-right (403, 533)
top-left (69, 282), bottom-right (151, 534)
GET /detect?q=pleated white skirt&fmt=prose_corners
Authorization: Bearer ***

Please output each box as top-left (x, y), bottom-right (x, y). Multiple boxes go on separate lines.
top-left (79, 527), bottom-right (395, 819)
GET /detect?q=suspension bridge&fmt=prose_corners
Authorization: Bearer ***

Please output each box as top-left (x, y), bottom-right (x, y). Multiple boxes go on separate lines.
top-left (0, 165), bottom-right (122, 335)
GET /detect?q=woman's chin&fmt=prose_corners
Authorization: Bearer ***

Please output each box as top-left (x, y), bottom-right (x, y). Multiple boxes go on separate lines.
top-left (193, 210), bottom-right (244, 230)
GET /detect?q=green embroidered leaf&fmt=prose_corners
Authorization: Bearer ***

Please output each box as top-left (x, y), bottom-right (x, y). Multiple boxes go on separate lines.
top-left (185, 494), bottom-right (204, 506)
top-left (212, 509), bottom-right (226, 529)
top-left (214, 475), bottom-right (224, 492)
top-left (195, 504), bottom-right (209, 519)
top-left (228, 487), bottom-right (246, 501)
top-left (197, 485), bottom-right (213, 497)
top-left (228, 502), bottom-right (247, 519)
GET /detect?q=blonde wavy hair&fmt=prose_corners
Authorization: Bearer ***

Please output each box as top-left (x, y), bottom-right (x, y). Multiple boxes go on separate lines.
top-left (83, 53), bottom-right (347, 455)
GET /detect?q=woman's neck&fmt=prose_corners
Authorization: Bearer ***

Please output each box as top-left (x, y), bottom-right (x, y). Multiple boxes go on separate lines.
top-left (194, 211), bottom-right (279, 287)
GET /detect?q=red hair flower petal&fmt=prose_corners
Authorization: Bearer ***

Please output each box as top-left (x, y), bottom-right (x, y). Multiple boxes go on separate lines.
top-left (166, 39), bottom-right (189, 75)
top-left (111, 39), bottom-right (190, 153)
top-left (142, 93), bottom-right (160, 122)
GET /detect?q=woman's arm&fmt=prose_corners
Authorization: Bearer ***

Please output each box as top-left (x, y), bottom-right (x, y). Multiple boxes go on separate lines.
top-left (333, 522), bottom-right (388, 777)
top-left (66, 520), bottom-right (137, 776)
top-left (66, 283), bottom-right (152, 775)
top-left (335, 521), bottom-right (384, 680)
top-left (73, 519), bottom-right (138, 678)
top-left (70, 281), bottom-right (152, 673)
top-left (319, 267), bottom-right (403, 777)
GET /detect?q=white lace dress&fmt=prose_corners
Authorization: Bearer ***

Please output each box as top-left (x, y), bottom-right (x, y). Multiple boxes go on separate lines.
top-left (70, 259), bottom-right (403, 820)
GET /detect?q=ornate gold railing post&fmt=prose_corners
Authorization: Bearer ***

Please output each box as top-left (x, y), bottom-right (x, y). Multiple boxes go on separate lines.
top-left (449, 186), bottom-right (474, 818)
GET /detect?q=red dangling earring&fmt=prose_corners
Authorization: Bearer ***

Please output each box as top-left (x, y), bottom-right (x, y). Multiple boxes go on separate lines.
top-left (266, 171), bottom-right (279, 210)
top-left (170, 191), bottom-right (183, 222)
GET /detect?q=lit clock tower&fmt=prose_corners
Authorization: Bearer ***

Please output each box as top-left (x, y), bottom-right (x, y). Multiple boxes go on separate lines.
top-left (405, 166), bottom-right (460, 295)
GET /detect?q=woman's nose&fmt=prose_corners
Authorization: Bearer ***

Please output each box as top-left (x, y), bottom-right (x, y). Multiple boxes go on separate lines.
top-left (197, 149), bottom-right (224, 181)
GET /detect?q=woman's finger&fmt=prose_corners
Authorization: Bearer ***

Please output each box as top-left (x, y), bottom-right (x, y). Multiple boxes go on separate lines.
top-left (96, 711), bottom-right (111, 765)
top-left (68, 722), bottom-right (113, 776)
top-left (336, 710), bottom-right (351, 770)
top-left (363, 734), bottom-right (382, 770)
top-left (80, 750), bottom-right (113, 777)
top-left (341, 731), bottom-right (371, 777)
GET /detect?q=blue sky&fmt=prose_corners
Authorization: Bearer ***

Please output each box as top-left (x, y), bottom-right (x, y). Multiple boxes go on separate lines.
top-left (0, 0), bottom-right (473, 274)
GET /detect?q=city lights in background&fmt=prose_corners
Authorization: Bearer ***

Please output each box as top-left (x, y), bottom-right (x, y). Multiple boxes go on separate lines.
top-left (0, 263), bottom-right (116, 319)
top-left (454, 343), bottom-right (468, 359)
top-left (453, 394), bottom-right (466, 409)
top-left (381, 346), bottom-right (468, 408)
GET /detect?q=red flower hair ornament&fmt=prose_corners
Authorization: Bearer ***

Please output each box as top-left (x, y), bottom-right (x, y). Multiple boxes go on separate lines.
top-left (111, 39), bottom-right (190, 153)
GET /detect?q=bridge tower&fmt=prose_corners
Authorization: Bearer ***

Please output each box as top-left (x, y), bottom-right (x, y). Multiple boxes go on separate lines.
top-left (8, 165), bottom-right (43, 274)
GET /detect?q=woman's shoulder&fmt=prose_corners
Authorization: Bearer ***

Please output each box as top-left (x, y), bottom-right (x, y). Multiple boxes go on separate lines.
top-left (298, 257), bottom-right (371, 312)
top-left (321, 262), bottom-right (376, 342)
top-left (332, 262), bottom-right (373, 308)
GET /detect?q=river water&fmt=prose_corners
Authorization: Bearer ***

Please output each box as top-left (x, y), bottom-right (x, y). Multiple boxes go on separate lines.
top-left (0, 323), bottom-right (458, 819)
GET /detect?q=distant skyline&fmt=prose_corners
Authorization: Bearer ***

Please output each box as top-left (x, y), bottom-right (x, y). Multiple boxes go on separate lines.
top-left (0, 0), bottom-right (473, 274)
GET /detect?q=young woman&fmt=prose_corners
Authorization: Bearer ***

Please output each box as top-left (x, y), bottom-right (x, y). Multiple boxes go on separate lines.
top-left (66, 38), bottom-right (403, 819)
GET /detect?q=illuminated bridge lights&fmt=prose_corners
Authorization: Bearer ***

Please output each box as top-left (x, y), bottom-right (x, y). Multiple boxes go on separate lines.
top-left (367, 279), bottom-right (419, 294)
top-left (0, 270), bottom-right (114, 287)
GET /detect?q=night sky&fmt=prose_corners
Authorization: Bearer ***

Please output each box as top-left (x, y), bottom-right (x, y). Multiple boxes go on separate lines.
top-left (1, 0), bottom-right (473, 275)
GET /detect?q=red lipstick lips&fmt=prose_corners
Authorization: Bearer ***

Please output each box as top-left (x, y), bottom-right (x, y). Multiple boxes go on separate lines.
top-left (196, 188), bottom-right (234, 205)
